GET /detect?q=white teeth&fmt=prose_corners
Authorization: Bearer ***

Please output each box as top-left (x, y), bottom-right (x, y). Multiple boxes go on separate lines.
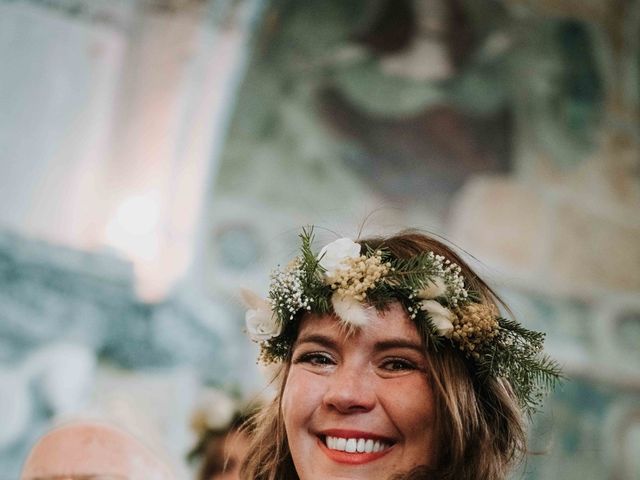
top-left (345, 438), bottom-right (357, 452)
top-left (324, 436), bottom-right (390, 453)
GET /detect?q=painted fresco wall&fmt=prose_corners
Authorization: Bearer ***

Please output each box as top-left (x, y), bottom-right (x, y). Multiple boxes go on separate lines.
top-left (0, 0), bottom-right (638, 478)
top-left (205, 1), bottom-right (640, 479)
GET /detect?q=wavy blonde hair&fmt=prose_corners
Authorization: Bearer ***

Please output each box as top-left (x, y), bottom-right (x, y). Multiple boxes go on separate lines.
top-left (241, 232), bottom-right (527, 480)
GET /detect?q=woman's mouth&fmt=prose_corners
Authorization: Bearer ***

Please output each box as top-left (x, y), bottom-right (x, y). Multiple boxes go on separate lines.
top-left (324, 435), bottom-right (392, 453)
top-left (316, 430), bottom-right (395, 464)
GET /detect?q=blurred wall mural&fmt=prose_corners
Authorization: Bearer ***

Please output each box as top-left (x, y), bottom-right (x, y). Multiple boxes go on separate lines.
top-left (0, 0), bottom-right (639, 479)
top-left (0, 0), bottom-right (266, 478)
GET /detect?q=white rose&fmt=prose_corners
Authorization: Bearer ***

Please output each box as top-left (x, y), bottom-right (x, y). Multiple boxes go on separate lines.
top-left (416, 277), bottom-right (447, 299)
top-left (240, 288), bottom-right (282, 342)
top-left (420, 299), bottom-right (454, 337)
top-left (245, 307), bottom-right (282, 342)
top-left (318, 238), bottom-right (361, 277)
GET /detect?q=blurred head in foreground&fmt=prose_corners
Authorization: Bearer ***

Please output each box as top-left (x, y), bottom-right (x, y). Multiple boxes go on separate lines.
top-left (21, 421), bottom-right (175, 480)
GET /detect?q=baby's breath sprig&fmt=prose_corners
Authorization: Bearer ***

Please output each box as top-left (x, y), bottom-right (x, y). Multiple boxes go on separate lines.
top-left (268, 258), bottom-right (311, 322)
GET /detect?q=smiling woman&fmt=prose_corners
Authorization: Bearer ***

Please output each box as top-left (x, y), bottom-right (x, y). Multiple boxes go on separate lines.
top-left (240, 228), bottom-right (561, 480)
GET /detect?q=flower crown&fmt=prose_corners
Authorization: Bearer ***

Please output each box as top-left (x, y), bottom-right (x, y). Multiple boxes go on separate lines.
top-left (243, 228), bottom-right (561, 415)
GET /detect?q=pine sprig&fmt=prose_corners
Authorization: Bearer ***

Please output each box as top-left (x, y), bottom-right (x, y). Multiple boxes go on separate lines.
top-left (298, 227), bottom-right (332, 315)
top-left (299, 227), bottom-right (320, 277)
top-left (478, 317), bottom-right (563, 416)
top-left (386, 253), bottom-right (439, 291)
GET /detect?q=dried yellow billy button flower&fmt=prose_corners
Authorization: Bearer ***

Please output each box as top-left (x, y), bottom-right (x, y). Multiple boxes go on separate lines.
top-left (326, 252), bottom-right (391, 301)
top-left (452, 303), bottom-right (499, 359)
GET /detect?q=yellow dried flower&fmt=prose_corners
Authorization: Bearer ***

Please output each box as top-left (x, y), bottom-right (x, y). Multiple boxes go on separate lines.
top-left (451, 303), bottom-right (499, 359)
top-left (326, 251), bottom-right (390, 301)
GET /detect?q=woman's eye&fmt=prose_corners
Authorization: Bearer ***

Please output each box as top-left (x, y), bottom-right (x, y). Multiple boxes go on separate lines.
top-left (295, 352), bottom-right (335, 366)
top-left (380, 358), bottom-right (416, 371)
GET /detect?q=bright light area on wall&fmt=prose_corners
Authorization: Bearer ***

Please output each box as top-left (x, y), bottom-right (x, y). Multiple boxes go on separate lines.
top-left (110, 194), bottom-right (162, 241)
top-left (105, 192), bottom-right (162, 261)
top-left (104, 192), bottom-right (168, 300)
top-left (104, 191), bottom-right (195, 302)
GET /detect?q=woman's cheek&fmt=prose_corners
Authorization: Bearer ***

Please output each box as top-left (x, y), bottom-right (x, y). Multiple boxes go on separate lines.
top-left (384, 375), bottom-right (435, 425)
top-left (282, 368), bottom-right (322, 423)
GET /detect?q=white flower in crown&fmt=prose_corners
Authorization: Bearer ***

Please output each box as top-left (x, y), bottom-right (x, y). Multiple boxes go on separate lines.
top-left (318, 238), bottom-right (372, 328)
top-left (416, 277), bottom-right (447, 300)
top-left (318, 238), bottom-right (361, 278)
top-left (241, 289), bottom-right (282, 341)
top-left (331, 294), bottom-right (371, 327)
top-left (420, 299), bottom-right (454, 337)
top-left (246, 308), bottom-right (282, 341)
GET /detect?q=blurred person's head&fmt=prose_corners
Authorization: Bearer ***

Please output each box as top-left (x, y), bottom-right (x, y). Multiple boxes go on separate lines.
top-left (240, 229), bottom-right (561, 480)
top-left (195, 418), bottom-right (250, 480)
top-left (188, 392), bottom-right (255, 480)
top-left (20, 421), bottom-right (174, 480)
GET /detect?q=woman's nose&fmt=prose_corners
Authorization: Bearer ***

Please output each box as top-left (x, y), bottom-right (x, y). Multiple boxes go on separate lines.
top-left (322, 362), bottom-right (376, 414)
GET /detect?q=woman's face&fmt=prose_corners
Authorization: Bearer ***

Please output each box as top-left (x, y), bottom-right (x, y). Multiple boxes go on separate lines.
top-left (282, 303), bottom-right (436, 480)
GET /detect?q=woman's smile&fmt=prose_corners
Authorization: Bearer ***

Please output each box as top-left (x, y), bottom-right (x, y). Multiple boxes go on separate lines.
top-left (316, 429), bottom-right (395, 465)
top-left (282, 303), bottom-right (436, 479)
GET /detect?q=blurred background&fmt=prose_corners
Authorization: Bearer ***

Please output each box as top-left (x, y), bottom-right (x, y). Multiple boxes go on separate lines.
top-left (0, 0), bottom-right (639, 478)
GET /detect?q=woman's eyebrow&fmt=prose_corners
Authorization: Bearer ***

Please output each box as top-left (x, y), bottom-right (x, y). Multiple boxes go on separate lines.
top-left (373, 339), bottom-right (424, 354)
top-left (294, 333), bottom-right (338, 350)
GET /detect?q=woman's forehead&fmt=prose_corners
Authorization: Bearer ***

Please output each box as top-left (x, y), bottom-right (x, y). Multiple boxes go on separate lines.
top-left (297, 303), bottom-right (422, 345)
